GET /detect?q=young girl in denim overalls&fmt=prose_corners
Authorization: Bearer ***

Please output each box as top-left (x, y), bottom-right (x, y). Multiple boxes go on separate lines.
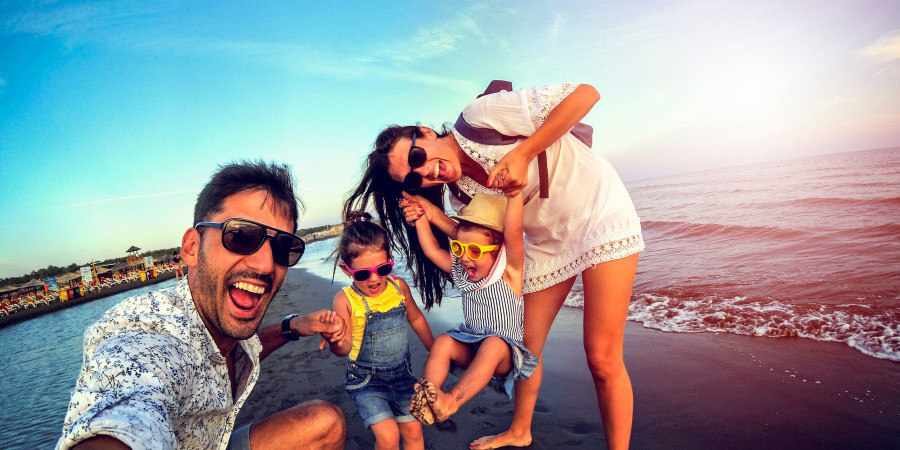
top-left (325, 211), bottom-right (434, 450)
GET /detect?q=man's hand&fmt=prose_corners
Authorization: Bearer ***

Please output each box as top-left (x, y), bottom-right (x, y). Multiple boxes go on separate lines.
top-left (290, 310), bottom-right (343, 337)
top-left (315, 311), bottom-right (347, 350)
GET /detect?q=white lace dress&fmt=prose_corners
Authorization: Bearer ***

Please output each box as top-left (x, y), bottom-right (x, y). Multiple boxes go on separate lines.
top-left (450, 84), bottom-right (645, 294)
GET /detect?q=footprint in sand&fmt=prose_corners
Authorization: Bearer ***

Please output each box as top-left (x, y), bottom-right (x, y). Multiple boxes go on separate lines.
top-left (572, 421), bottom-right (600, 435)
top-left (435, 420), bottom-right (457, 432)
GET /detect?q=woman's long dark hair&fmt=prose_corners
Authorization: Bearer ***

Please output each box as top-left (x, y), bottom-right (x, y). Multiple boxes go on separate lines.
top-left (343, 125), bottom-right (453, 310)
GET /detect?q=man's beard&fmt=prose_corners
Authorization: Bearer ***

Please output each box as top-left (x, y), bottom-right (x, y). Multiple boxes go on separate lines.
top-left (192, 253), bottom-right (277, 341)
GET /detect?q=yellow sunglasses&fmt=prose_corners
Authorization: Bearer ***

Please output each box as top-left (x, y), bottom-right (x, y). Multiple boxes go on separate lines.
top-left (449, 240), bottom-right (499, 260)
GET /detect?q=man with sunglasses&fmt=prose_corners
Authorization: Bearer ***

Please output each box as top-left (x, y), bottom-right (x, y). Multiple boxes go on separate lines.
top-left (58, 160), bottom-right (346, 450)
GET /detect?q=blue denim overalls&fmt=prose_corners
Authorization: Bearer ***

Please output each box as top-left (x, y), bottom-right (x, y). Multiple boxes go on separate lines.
top-left (344, 278), bottom-right (417, 426)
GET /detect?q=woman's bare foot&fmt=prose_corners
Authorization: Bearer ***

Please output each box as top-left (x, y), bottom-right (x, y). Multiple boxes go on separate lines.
top-left (469, 430), bottom-right (533, 450)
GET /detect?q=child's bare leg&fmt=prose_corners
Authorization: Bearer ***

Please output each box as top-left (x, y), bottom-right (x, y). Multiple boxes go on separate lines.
top-left (370, 418), bottom-right (401, 450)
top-left (470, 277), bottom-right (575, 450)
top-left (398, 421), bottom-right (424, 450)
top-left (431, 336), bottom-right (513, 422)
top-left (410, 334), bottom-right (475, 425)
top-left (423, 334), bottom-right (476, 389)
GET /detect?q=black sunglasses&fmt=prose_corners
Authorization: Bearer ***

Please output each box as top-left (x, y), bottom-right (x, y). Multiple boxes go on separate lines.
top-left (403, 132), bottom-right (428, 191)
top-left (194, 218), bottom-right (305, 267)
top-left (344, 259), bottom-right (394, 282)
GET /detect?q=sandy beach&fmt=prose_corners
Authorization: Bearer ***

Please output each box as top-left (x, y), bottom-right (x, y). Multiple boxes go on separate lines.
top-left (236, 268), bottom-right (900, 449)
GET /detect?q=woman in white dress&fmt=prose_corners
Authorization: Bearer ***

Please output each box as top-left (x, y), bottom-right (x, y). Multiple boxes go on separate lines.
top-left (344, 83), bottom-right (643, 450)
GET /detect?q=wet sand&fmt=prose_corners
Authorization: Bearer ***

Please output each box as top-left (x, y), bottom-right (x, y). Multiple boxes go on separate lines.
top-left (236, 268), bottom-right (900, 449)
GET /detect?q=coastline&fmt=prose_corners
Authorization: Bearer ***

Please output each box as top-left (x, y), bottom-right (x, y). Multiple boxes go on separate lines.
top-left (238, 268), bottom-right (900, 449)
top-left (0, 270), bottom-right (177, 329)
top-left (0, 236), bottom-right (337, 330)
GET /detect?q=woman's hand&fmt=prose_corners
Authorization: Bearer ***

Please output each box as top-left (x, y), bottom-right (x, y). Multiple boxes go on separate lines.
top-left (399, 191), bottom-right (432, 224)
top-left (487, 149), bottom-right (530, 197)
top-left (487, 84), bottom-right (601, 198)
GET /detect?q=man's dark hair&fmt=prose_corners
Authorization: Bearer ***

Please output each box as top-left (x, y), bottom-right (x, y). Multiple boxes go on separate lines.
top-left (194, 159), bottom-right (304, 232)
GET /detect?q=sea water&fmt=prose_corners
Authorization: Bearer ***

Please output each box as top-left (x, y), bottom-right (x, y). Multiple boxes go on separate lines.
top-left (304, 148), bottom-right (899, 362)
top-left (0, 280), bottom-right (179, 448)
top-left (2, 147), bottom-right (897, 447)
top-left (615, 147), bottom-right (898, 361)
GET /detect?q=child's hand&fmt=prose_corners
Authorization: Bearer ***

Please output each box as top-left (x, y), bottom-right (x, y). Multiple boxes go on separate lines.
top-left (317, 311), bottom-right (346, 350)
top-left (399, 192), bottom-right (427, 224)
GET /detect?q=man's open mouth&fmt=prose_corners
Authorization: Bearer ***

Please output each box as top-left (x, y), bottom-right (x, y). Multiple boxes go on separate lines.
top-left (229, 282), bottom-right (265, 312)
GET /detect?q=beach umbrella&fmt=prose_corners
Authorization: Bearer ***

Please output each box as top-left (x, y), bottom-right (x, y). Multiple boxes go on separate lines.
top-left (111, 261), bottom-right (131, 272)
top-left (14, 279), bottom-right (45, 294)
top-left (56, 272), bottom-right (82, 284)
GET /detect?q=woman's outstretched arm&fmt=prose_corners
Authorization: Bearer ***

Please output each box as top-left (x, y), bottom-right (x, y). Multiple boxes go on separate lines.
top-left (487, 84), bottom-right (600, 196)
top-left (502, 192), bottom-right (525, 297)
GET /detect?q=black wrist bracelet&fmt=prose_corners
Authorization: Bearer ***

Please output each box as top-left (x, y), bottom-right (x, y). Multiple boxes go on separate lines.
top-left (281, 314), bottom-right (300, 341)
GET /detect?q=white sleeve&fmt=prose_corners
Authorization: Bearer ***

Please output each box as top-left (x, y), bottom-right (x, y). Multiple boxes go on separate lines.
top-left (460, 84), bottom-right (579, 137)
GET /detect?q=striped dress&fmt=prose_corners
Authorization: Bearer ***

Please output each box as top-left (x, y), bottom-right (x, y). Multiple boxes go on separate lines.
top-left (452, 257), bottom-right (524, 341)
top-left (448, 256), bottom-right (538, 397)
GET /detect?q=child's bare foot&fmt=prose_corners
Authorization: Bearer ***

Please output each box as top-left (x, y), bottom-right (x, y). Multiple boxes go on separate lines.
top-left (416, 377), bottom-right (437, 403)
top-left (430, 389), bottom-right (457, 422)
top-left (421, 379), bottom-right (460, 422)
top-left (469, 430), bottom-right (533, 450)
top-left (410, 379), bottom-right (436, 425)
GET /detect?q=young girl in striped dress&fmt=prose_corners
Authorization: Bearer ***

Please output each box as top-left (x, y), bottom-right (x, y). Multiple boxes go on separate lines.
top-left (405, 191), bottom-right (537, 424)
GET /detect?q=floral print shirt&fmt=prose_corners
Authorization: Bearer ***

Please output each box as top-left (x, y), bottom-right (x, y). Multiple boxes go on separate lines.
top-left (57, 278), bottom-right (262, 450)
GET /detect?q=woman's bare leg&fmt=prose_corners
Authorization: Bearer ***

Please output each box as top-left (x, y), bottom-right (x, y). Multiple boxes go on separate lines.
top-left (581, 253), bottom-right (639, 450)
top-left (470, 277), bottom-right (576, 450)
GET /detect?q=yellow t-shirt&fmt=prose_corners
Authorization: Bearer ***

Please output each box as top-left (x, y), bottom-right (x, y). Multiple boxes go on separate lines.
top-left (343, 276), bottom-right (406, 361)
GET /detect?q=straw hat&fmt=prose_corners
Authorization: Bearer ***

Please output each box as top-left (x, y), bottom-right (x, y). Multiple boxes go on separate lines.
top-left (453, 194), bottom-right (507, 233)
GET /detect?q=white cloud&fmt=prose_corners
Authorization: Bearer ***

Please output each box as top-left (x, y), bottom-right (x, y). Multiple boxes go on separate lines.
top-left (368, 2), bottom-right (511, 65)
top-left (414, 29), bottom-right (458, 57)
top-left (5, 2), bottom-right (476, 90)
top-left (859, 30), bottom-right (900, 63)
top-left (550, 13), bottom-right (565, 43)
top-left (3, 1), bottom-right (165, 37)
top-left (65, 189), bottom-right (198, 208)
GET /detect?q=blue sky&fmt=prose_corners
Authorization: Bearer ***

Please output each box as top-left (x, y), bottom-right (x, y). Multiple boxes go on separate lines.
top-left (2, 0), bottom-right (899, 279)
